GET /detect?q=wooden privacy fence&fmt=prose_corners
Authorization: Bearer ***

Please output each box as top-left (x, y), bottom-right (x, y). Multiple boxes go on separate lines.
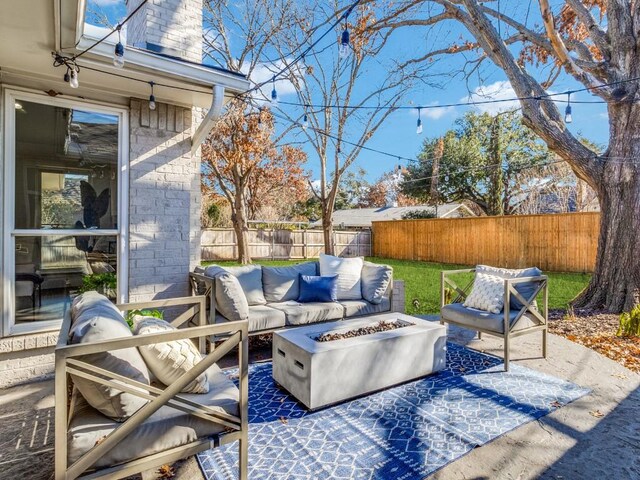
top-left (372, 212), bottom-right (600, 273)
top-left (201, 228), bottom-right (371, 261)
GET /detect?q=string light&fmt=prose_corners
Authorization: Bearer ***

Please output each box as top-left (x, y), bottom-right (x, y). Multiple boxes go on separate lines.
top-left (69, 66), bottom-right (79, 88)
top-left (148, 81), bottom-right (156, 110)
top-left (416, 107), bottom-right (423, 134)
top-left (339, 6), bottom-right (353, 59)
top-left (113, 26), bottom-right (125, 69)
top-left (271, 76), bottom-right (278, 104)
top-left (565, 92), bottom-right (573, 124)
top-left (302, 110), bottom-right (309, 130)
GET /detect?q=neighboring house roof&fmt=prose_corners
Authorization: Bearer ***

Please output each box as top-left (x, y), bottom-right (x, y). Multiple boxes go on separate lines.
top-left (313, 204), bottom-right (475, 228)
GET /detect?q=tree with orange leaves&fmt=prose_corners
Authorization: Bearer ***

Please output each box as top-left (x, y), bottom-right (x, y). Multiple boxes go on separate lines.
top-left (202, 102), bottom-right (308, 264)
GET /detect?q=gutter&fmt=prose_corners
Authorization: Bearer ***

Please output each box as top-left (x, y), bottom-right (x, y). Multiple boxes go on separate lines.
top-left (191, 84), bottom-right (225, 156)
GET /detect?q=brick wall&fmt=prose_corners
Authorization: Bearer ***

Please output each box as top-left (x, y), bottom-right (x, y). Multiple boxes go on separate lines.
top-left (0, 333), bottom-right (58, 388)
top-left (128, 98), bottom-right (201, 304)
top-left (126, 0), bottom-right (203, 63)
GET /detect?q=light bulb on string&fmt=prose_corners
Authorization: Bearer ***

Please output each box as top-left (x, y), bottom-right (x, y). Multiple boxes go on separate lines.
top-left (270, 77), bottom-right (278, 104)
top-left (69, 67), bottom-right (79, 88)
top-left (113, 26), bottom-right (125, 68)
top-left (339, 6), bottom-right (353, 59)
top-left (302, 109), bottom-right (309, 130)
top-left (339, 28), bottom-right (350, 58)
top-left (148, 81), bottom-right (156, 110)
top-left (416, 107), bottom-right (423, 134)
top-left (63, 68), bottom-right (70, 84)
top-left (564, 92), bottom-right (572, 124)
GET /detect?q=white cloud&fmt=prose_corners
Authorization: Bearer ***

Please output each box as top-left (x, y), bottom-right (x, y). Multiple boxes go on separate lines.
top-left (242, 60), bottom-right (299, 104)
top-left (462, 81), bottom-right (520, 114)
top-left (408, 102), bottom-right (455, 120)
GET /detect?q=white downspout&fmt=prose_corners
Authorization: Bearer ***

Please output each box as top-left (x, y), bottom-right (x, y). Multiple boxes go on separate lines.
top-left (191, 84), bottom-right (225, 156)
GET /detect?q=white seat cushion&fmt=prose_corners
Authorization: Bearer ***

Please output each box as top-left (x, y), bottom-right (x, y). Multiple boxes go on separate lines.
top-left (67, 363), bottom-right (238, 468)
top-left (319, 253), bottom-right (363, 300)
top-left (269, 301), bottom-right (344, 326)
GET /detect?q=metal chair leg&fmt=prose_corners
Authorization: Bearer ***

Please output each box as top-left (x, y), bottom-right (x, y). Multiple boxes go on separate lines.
top-left (504, 334), bottom-right (510, 372)
top-left (478, 331), bottom-right (482, 340)
top-left (542, 328), bottom-right (548, 358)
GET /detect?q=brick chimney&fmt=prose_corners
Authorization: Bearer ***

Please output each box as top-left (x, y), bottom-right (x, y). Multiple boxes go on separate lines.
top-left (126, 0), bottom-right (203, 64)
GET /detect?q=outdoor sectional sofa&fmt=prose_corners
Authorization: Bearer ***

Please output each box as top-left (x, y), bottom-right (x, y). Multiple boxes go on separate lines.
top-left (189, 259), bottom-right (405, 334)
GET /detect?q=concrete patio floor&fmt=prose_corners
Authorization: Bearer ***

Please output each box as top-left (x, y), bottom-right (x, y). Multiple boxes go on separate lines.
top-left (1, 318), bottom-right (638, 480)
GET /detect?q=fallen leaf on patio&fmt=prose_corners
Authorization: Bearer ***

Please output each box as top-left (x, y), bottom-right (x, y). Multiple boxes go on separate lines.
top-left (612, 372), bottom-right (628, 380)
top-left (589, 410), bottom-right (605, 418)
top-left (550, 401), bottom-right (562, 408)
top-left (459, 367), bottom-right (466, 372)
top-left (279, 397), bottom-right (285, 403)
top-left (279, 416), bottom-right (288, 425)
top-left (157, 464), bottom-right (175, 478)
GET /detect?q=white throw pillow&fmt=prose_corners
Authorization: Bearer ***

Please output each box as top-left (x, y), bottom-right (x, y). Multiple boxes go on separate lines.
top-left (319, 253), bottom-right (363, 300)
top-left (134, 317), bottom-right (209, 394)
top-left (463, 272), bottom-right (505, 314)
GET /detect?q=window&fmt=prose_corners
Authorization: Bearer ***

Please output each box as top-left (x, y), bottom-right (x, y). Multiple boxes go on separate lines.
top-left (2, 91), bottom-right (128, 336)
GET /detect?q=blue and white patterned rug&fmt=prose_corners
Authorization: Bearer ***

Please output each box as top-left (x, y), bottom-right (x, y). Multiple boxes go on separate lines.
top-left (198, 343), bottom-right (589, 480)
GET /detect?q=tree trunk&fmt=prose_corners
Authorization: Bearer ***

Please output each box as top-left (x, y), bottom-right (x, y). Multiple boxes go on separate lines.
top-left (573, 108), bottom-right (640, 312)
top-left (232, 190), bottom-right (251, 265)
top-left (487, 117), bottom-right (504, 216)
top-left (322, 209), bottom-right (334, 255)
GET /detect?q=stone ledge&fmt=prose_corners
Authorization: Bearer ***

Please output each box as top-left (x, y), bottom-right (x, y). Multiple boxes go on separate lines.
top-left (0, 331), bottom-right (58, 354)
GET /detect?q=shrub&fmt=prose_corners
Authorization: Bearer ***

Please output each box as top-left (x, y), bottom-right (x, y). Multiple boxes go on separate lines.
top-left (401, 209), bottom-right (437, 220)
top-left (78, 273), bottom-right (117, 299)
top-left (125, 308), bottom-right (164, 329)
top-left (617, 304), bottom-right (640, 337)
top-left (206, 203), bottom-right (222, 226)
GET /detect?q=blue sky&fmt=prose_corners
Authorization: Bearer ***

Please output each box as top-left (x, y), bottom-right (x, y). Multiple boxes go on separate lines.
top-left (88, 0), bottom-right (609, 183)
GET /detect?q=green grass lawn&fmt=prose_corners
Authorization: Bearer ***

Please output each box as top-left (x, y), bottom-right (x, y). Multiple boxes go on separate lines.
top-left (202, 257), bottom-right (591, 315)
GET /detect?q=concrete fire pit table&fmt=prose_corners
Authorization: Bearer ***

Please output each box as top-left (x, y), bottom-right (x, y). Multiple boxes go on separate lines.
top-left (272, 313), bottom-right (447, 410)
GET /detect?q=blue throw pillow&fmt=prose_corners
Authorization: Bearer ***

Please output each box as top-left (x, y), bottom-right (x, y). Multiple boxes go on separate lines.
top-left (298, 274), bottom-right (338, 303)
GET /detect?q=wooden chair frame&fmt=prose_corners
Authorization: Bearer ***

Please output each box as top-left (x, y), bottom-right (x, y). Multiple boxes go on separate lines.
top-left (189, 272), bottom-right (404, 336)
top-left (440, 269), bottom-right (548, 371)
top-left (55, 295), bottom-right (249, 480)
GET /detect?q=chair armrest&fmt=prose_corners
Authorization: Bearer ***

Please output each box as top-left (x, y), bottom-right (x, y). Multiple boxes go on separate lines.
top-left (504, 275), bottom-right (548, 285)
top-left (189, 272), bottom-right (216, 325)
top-left (391, 280), bottom-right (405, 313)
top-left (442, 268), bottom-right (476, 276)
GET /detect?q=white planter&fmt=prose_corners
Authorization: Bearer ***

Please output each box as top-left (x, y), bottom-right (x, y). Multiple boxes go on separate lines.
top-left (272, 313), bottom-right (447, 410)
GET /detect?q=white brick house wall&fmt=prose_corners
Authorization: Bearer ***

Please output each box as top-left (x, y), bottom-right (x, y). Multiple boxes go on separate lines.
top-left (128, 99), bottom-right (201, 303)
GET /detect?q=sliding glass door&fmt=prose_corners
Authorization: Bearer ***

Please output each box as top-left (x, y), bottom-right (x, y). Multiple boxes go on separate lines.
top-left (2, 90), bottom-right (128, 336)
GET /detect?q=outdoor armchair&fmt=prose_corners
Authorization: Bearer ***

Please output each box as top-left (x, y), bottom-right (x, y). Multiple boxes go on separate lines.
top-left (440, 268), bottom-right (548, 371)
top-left (55, 295), bottom-right (249, 480)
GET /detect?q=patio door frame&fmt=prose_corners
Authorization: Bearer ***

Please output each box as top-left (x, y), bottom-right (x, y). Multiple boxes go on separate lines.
top-left (1, 87), bottom-right (129, 337)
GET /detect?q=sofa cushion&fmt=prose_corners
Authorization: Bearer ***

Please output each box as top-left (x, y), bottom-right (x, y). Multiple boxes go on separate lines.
top-left (69, 292), bottom-right (151, 421)
top-left (476, 265), bottom-right (542, 310)
top-left (133, 317), bottom-right (209, 394)
top-left (204, 266), bottom-right (249, 321)
top-left (298, 275), bottom-right (338, 303)
top-left (463, 272), bottom-right (505, 314)
top-left (441, 303), bottom-right (538, 334)
top-left (269, 301), bottom-right (344, 326)
top-left (262, 262), bottom-right (317, 302)
top-left (340, 297), bottom-right (391, 317)
top-left (361, 262), bottom-right (392, 304)
top-left (67, 363), bottom-right (238, 468)
top-left (319, 253), bottom-right (363, 300)
top-left (246, 305), bottom-right (287, 332)
top-left (220, 264), bottom-right (266, 305)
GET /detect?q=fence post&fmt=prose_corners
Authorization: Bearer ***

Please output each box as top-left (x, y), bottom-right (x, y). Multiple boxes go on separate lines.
top-left (271, 229), bottom-right (275, 260)
top-left (303, 230), bottom-right (307, 259)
